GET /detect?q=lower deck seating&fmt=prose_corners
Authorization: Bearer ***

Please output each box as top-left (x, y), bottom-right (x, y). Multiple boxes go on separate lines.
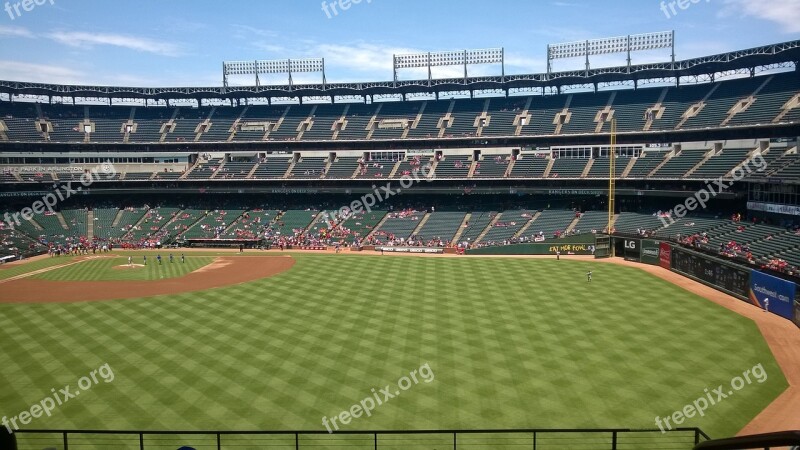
top-left (457, 211), bottom-right (497, 244)
top-left (413, 212), bottom-right (466, 244)
top-left (60, 209), bottom-right (88, 238)
top-left (181, 209), bottom-right (246, 239)
top-left (526, 210), bottom-right (576, 238)
top-left (224, 209), bottom-right (280, 240)
top-left (478, 210), bottom-right (535, 244)
top-left (0, 228), bottom-right (42, 255)
top-left (164, 209), bottom-right (205, 240)
top-left (613, 212), bottom-right (670, 234)
top-left (122, 207), bottom-right (178, 242)
top-left (572, 211), bottom-right (609, 234)
top-left (334, 210), bottom-right (387, 241)
top-left (370, 210), bottom-right (424, 243)
top-left (269, 210), bottom-right (319, 239)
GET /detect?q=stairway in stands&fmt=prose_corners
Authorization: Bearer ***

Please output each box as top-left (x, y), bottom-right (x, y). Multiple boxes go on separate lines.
top-left (87, 210), bottom-right (94, 240)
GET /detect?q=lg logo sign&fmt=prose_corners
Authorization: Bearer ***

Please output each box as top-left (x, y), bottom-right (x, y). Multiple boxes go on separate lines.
top-left (624, 240), bottom-right (637, 250)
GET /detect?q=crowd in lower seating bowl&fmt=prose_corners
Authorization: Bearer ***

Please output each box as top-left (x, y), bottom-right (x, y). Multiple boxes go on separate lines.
top-left (364, 234), bottom-right (449, 248)
top-left (226, 210), bottom-right (273, 240)
top-left (675, 217), bottom-right (800, 276)
top-left (6, 197), bottom-right (800, 283)
top-left (471, 228), bottom-right (592, 249)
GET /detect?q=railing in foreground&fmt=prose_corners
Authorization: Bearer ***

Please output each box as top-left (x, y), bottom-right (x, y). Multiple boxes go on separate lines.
top-left (694, 430), bottom-right (800, 450)
top-left (11, 427), bottom-right (709, 449)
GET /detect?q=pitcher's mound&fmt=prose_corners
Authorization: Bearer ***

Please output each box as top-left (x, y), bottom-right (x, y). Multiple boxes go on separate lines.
top-left (113, 264), bottom-right (145, 270)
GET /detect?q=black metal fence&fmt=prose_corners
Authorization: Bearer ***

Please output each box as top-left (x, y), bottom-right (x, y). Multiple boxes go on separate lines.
top-left (693, 430), bottom-right (800, 450)
top-left (12, 427), bottom-right (709, 450)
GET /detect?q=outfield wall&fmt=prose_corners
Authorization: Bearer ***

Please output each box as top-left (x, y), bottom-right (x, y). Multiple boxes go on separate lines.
top-left (748, 271), bottom-right (797, 320)
top-left (671, 247), bottom-right (752, 300)
top-left (620, 238), bottom-right (661, 264)
top-left (467, 236), bottom-right (597, 256)
top-left (619, 237), bottom-right (800, 326)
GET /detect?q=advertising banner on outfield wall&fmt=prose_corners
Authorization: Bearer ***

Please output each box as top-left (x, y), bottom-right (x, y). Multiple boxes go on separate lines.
top-left (623, 239), bottom-right (640, 262)
top-left (640, 240), bottom-right (661, 265)
top-left (376, 247), bottom-right (444, 254)
top-left (467, 242), bottom-right (595, 256)
top-left (659, 242), bottom-right (672, 269)
top-left (671, 248), bottom-right (750, 299)
top-left (749, 270), bottom-right (796, 321)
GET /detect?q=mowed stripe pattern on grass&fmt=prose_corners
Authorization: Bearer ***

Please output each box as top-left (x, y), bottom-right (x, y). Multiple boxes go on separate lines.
top-left (0, 255), bottom-right (787, 450)
top-left (32, 257), bottom-right (214, 282)
top-left (0, 257), bottom-right (80, 281)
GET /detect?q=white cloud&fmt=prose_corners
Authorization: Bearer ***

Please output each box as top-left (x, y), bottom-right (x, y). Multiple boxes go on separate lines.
top-left (230, 24), bottom-right (277, 40)
top-left (47, 31), bottom-right (183, 57)
top-left (311, 42), bottom-right (421, 74)
top-left (0, 61), bottom-right (86, 84)
top-left (0, 25), bottom-right (33, 38)
top-left (505, 54), bottom-right (546, 73)
top-left (0, 60), bottom-right (212, 87)
top-left (251, 42), bottom-right (286, 53)
top-left (721, 0), bottom-right (800, 33)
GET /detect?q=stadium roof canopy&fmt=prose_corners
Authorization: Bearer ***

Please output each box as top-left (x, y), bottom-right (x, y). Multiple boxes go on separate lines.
top-left (0, 40), bottom-right (798, 102)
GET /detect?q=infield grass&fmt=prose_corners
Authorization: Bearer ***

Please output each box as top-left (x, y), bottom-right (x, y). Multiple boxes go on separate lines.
top-left (0, 256), bottom-right (80, 280)
top-left (32, 256), bottom-right (214, 281)
top-left (0, 253), bottom-right (788, 449)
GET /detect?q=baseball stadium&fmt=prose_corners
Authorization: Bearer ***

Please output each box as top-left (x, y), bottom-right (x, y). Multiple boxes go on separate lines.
top-left (1, 2), bottom-right (800, 449)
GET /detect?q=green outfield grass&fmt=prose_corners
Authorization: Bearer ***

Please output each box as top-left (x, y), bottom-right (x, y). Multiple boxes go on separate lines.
top-left (0, 256), bottom-right (80, 280)
top-left (0, 254), bottom-right (788, 449)
top-left (32, 256), bottom-right (214, 281)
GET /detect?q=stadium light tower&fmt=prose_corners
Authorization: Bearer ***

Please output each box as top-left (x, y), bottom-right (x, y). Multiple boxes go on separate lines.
top-left (547, 31), bottom-right (675, 75)
top-left (392, 48), bottom-right (504, 87)
top-left (223, 58), bottom-right (326, 89)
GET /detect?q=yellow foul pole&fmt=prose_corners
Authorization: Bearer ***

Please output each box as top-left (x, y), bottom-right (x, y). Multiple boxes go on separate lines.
top-left (608, 119), bottom-right (616, 256)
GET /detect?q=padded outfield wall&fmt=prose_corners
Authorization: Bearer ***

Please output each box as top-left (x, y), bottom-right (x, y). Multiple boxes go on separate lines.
top-left (749, 271), bottom-right (797, 321)
top-left (619, 238), bottom-right (661, 264)
top-left (620, 237), bottom-right (800, 327)
top-left (466, 235), bottom-right (597, 255)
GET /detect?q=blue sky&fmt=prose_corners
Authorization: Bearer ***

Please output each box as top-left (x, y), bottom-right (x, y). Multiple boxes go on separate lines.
top-left (0, 0), bottom-right (798, 87)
